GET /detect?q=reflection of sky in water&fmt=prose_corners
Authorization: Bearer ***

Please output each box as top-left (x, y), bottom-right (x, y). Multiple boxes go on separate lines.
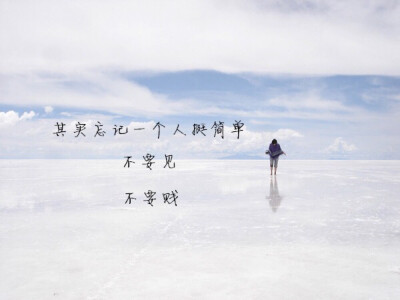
top-left (1, 160), bottom-right (400, 299)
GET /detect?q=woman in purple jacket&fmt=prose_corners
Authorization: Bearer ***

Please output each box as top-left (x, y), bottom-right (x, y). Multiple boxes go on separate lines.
top-left (266, 139), bottom-right (286, 175)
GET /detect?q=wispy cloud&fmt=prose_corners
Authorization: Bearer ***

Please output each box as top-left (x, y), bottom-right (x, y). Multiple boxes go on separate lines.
top-left (0, 0), bottom-right (399, 74)
top-left (0, 73), bottom-right (203, 117)
top-left (1, 71), bottom-right (386, 123)
top-left (268, 94), bottom-right (352, 112)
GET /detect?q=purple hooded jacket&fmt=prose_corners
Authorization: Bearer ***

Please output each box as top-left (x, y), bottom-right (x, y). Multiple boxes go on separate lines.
top-left (268, 143), bottom-right (283, 158)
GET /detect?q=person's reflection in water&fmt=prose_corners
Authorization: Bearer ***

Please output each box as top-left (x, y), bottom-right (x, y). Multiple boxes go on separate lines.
top-left (268, 176), bottom-right (283, 212)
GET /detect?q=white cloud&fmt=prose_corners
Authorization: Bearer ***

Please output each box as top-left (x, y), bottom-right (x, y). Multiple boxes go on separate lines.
top-left (0, 0), bottom-right (399, 75)
top-left (182, 125), bottom-right (303, 157)
top-left (20, 111), bottom-right (36, 120)
top-left (0, 111), bottom-right (20, 125)
top-left (0, 110), bottom-right (35, 127)
top-left (268, 95), bottom-right (352, 112)
top-left (273, 129), bottom-right (303, 139)
top-left (325, 137), bottom-right (357, 153)
top-left (44, 106), bottom-right (53, 113)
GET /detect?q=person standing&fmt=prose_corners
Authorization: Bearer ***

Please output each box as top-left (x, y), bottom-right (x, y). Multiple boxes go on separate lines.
top-left (266, 139), bottom-right (286, 175)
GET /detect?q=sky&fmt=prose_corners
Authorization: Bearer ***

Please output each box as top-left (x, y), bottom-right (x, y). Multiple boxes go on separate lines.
top-left (0, 0), bottom-right (399, 159)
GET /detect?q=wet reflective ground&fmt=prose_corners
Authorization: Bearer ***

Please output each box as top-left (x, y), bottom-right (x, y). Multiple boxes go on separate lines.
top-left (1, 160), bottom-right (400, 299)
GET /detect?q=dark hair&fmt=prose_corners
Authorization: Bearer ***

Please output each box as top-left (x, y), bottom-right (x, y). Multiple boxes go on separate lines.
top-left (272, 139), bottom-right (277, 145)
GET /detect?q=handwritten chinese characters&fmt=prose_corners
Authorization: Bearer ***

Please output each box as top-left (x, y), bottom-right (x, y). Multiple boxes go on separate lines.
top-left (53, 119), bottom-right (246, 208)
top-left (53, 120), bottom-right (244, 139)
top-left (123, 154), bottom-right (175, 170)
top-left (125, 190), bottom-right (179, 206)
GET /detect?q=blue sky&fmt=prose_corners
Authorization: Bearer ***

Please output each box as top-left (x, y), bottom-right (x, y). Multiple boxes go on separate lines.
top-left (1, 1), bottom-right (399, 159)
